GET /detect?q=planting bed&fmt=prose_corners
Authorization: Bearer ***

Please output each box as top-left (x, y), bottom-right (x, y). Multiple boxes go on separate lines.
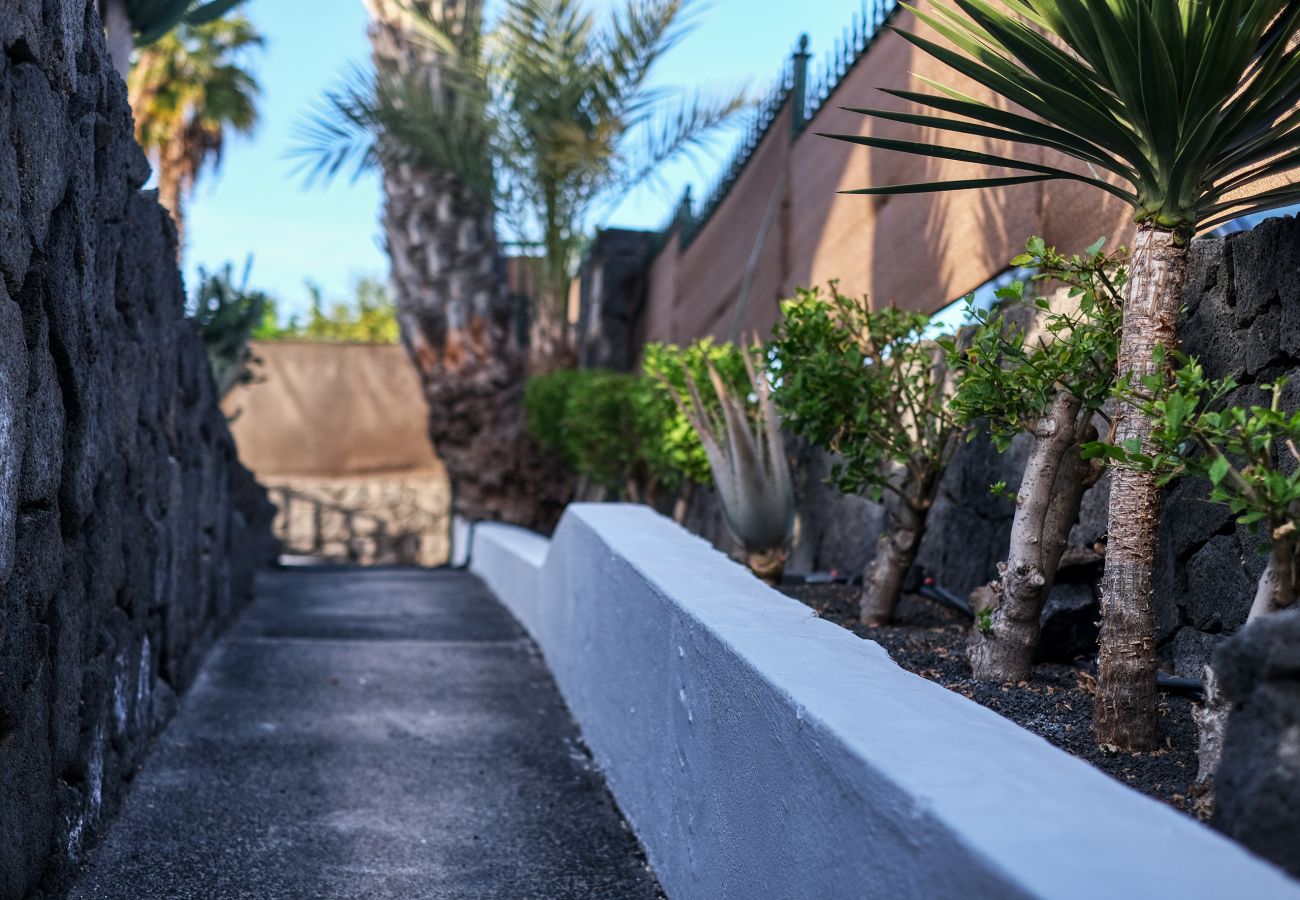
top-left (781, 584), bottom-right (1201, 817)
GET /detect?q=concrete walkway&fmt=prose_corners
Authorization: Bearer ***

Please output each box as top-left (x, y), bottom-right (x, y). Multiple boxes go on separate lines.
top-left (65, 567), bottom-right (662, 900)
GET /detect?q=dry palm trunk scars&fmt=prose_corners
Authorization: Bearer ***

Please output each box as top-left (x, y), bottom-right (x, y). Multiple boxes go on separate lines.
top-left (1096, 226), bottom-right (1189, 752)
top-left (368, 1), bottom-right (571, 531)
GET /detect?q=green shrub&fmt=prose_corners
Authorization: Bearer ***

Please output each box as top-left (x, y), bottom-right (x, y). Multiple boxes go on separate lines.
top-left (642, 339), bottom-right (751, 487)
top-left (768, 284), bottom-right (963, 624)
top-left (524, 368), bottom-right (583, 464)
top-left (523, 367), bottom-right (690, 501)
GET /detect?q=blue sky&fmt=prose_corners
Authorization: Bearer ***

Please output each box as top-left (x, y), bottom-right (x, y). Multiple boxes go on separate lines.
top-left (182, 1), bottom-right (866, 320)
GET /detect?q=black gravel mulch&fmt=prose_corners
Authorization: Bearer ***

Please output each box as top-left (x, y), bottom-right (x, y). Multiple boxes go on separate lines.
top-left (781, 582), bottom-right (1202, 818)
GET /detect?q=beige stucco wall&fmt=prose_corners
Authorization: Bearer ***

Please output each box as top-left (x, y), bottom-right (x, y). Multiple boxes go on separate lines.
top-left (224, 341), bottom-right (451, 566)
top-left (643, 4), bottom-right (1138, 344)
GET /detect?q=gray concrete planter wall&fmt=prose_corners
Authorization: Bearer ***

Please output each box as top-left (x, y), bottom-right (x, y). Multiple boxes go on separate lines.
top-left (470, 504), bottom-right (1300, 900)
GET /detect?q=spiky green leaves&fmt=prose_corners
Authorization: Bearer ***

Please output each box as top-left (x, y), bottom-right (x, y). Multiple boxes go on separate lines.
top-left (832, 1), bottom-right (1300, 234)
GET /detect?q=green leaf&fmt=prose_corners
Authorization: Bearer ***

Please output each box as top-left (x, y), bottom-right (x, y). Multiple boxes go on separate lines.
top-left (1208, 454), bottom-right (1230, 486)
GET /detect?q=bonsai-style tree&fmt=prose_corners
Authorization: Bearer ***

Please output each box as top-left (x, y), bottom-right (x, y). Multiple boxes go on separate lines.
top-left (770, 285), bottom-right (963, 624)
top-left (829, 0), bottom-right (1300, 749)
top-left (947, 238), bottom-right (1125, 682)
top-left (100, 0), bottom-right (245, 80)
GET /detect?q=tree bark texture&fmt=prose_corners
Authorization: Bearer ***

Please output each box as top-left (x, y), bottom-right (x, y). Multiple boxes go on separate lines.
top-left (860, 498), bottom-right (927, 626)
top-left (969, 391), bottom-right (1097, 682)
top-left (1248, 525), bottom-right (1299, 622)
top-left (101, 0), bottom-right (133, 83)
top-left (366, 0), bottom-right (571, 530)
top-left (1096, 225), bottom-right (1188, 751)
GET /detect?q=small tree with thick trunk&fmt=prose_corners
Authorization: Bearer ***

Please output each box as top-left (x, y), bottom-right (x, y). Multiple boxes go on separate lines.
top-left (1111, 359), bottom-right (1300, 787)
top-left (947, 238), bottom-right (1125, 682)
top-left (769, 286), bottom-right (963, 624)
top-left (829, 0), bottom-right (1300, 750)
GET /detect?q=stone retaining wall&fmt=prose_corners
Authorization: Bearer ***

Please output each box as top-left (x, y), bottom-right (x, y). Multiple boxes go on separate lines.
top-left (0, 4), bottom-right (274, 897)
top-left (268, 472), bottom-right (450, 567)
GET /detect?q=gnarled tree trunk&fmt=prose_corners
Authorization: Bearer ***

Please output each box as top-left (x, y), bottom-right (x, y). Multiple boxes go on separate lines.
top-left (860, 497), bottom-right (927, 626)
top-left (1096, 225), bottom-right (1188, 751)
top-left (366, 0), bottom-right (570, 531)
top-left (968, 391), bottom-right (1099, 682)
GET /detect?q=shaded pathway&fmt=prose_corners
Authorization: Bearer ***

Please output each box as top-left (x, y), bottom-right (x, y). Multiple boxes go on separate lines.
top-left (66, 568), bottom-right (661, 899)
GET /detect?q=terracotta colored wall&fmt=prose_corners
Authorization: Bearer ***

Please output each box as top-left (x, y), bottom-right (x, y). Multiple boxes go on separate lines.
top-left (643, 4), bottom-right (1137, 343)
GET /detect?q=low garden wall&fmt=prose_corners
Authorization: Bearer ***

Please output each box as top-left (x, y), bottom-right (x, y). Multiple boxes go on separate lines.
top-left (0, 4), bottom-right (275, 896)
top-left (470, 504), bottom-right (1299, 900)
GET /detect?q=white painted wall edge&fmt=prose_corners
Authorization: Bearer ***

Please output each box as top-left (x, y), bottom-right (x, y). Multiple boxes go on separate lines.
top-left (471, 503), bottom-right (1300, 900)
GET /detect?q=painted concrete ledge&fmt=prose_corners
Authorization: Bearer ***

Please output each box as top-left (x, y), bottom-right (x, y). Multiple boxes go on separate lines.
top-left (470, 504), bottom-right (1300, 900)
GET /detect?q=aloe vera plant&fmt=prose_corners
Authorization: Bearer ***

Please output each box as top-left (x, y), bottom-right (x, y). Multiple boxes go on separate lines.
top-left (662, 345), bottom-right (794, 583)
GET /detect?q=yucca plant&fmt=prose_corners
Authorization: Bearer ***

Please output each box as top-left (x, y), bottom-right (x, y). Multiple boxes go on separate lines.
top-left (100, 0), bottom-right (246, 79)
top-left (828, 1), bottom-right (1300, 749)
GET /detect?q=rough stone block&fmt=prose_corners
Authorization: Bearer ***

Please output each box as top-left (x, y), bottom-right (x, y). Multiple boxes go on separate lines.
top-left (1213, 608), bottom-right (1300, 878)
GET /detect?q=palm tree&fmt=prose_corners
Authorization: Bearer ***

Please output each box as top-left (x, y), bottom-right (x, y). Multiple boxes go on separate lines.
top-left (99, 0), bottom-right (246, 81)
top-left (299, 0), bottom-right (747, 368)
top-left (291, 0), bottom-right (744, 531)
top-left (129, 15), bottom-right (263, 257)
top-left (828, 1), bottom-right (1300, 750)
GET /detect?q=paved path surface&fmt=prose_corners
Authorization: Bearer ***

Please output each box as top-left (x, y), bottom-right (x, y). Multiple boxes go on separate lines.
top-left (65, 567), bottom-right (661, 900)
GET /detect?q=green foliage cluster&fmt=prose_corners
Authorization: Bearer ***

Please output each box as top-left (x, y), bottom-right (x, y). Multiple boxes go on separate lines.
top-left (122, 0), bottom-right (247, 47)
top-left (523, 340), bottom-right (753, 501)
top-left (254, 278), bottom-right (400, 345)
top-left (185, 261), bottom-right (267, 397)
top-left (299, 0), bottom-right (747, 322)
top-left (1108, 356), bottom-right (1300, 535)
top-left (642, 339), bottom-right (752, 488)
top-left (829, 1), bottom-right (1300, 235)
top-left (946, 237), bottom-right (1126, 451)
top-left (768, 284), bottom-right (961, 504)
top-left (524, 368), bottom-right (679, 498)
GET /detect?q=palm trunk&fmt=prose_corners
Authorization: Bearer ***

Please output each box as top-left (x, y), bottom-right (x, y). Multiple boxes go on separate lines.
top-left (367, 0), bottom-right (571, 531)
top-left (969, 391), bottom-right (1097, 682)
top-left (1095, 225), bottom-right (1188, 751)
top-left (100, 0), bottom-right (133, 83)
top-left (860, 497), bottom-right (926, 626)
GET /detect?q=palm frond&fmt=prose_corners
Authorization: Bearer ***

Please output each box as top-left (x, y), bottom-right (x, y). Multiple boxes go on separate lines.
top-left (831, 0), bottom-right (1300, 234)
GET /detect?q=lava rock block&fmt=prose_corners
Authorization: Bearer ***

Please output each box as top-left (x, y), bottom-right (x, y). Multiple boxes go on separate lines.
top-left (1035, 581), bottom-right (1100, 663)
top-left (1212, 608), bottom-right (1300, 878)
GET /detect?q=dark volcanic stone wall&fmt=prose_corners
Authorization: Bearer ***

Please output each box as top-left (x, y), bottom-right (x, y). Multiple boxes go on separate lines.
top-left (1156, 216), bottom-right (1300, 675)
top-left (0, 4), bottom-right (274, 897)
